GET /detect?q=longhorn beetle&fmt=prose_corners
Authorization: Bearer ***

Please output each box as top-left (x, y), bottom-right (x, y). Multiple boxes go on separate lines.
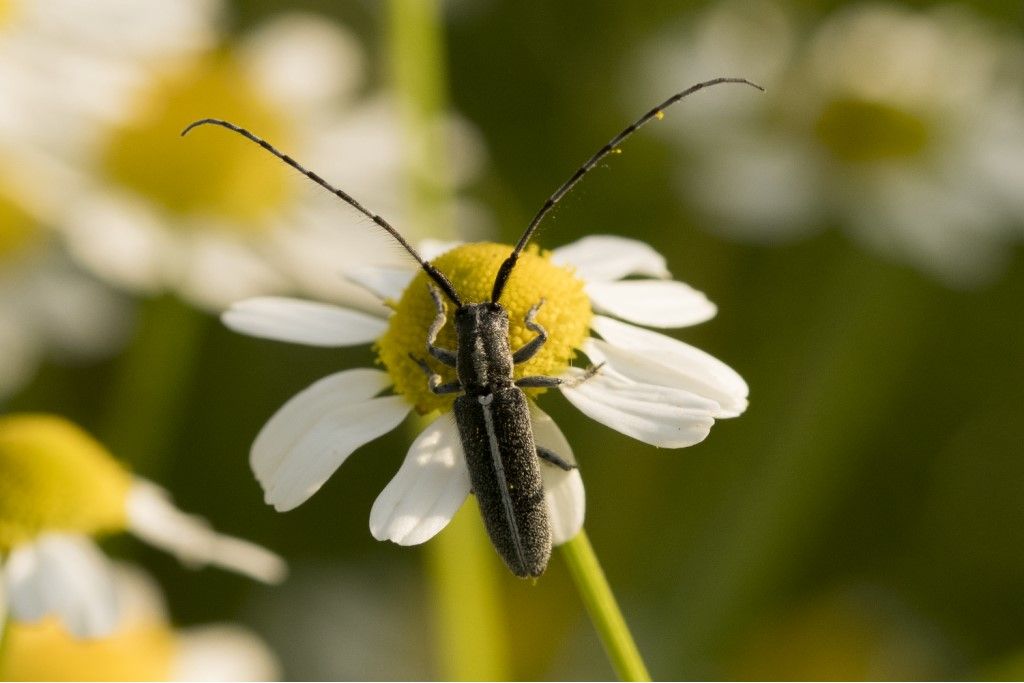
top-left (183, 77), bottom-right (762, 577)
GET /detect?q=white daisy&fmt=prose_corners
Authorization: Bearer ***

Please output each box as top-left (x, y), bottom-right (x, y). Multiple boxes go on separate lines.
top-left (0, 0), bottom-right (217, 160)
top-left (223, 236), bottom-right (747, 572)
top-left (0, 0), bottom-right (216, 397)
top-left (0, 159), bottom-right (130, 401)
top-left (57, 11), bottom-right (485, 312)
top-left (638, 1), bottom-right (1024, 286)
top-left (0, 563), bottom-right (279, 681)
top-left (0, 250), bottom-right (130, 401)
top-left (0, 414), bottom-right (286, 639)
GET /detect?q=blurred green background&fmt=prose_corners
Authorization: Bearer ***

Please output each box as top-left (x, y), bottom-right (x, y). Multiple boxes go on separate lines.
top-left (6, 0), bottom-right (1024, 679)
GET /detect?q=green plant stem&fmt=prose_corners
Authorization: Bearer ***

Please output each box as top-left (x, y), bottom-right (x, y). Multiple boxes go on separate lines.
top-left (425, 496), bottom-right (512, 680)
top-left (387, 0), bottom-right (454, 240)
top-left (561, 530), bottom-right (652, 681)
top-left (101, 295), bottom-right (207, 475)
top-left (388, 2), bottom-right (509, 678)
top-left (405, 415), bottom-right (509, 680)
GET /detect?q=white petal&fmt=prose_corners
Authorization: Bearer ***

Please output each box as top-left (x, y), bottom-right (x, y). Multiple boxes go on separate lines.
top-left (241, 13), bottom-right (364, 112)
top-left (685, 135), bottom-right (823, 242)
top-left (552, 235), bottom-right (671, 282)
top-left (106, 563), bottom-right (168, 626)
top-left (252, 369), bottom-right (393, 487)
top-left (26, 257), bottom-right (132, 360)
top-left (561, 347), bottom-right (720, 448)
top-left (252, 370), bottom-right (411, 511)
top-left (174, 625), bottom-right (281, 681)
top-left (585, 279), bottom-right (717, 328)
top-left (174, 230), bottom-right (290, 311)
top-left (346, 265), bottom-right (417, 303)
top-left (126, 480), bottom-right (287, 584)
top-left (4, 534), bottom-right (119, 638)
top-left (590, 316), bottom-right (748, 417)
top-left (222, 297), bottom-right (386, 347)
top-left (529, 403), bottom-right (585, 545)
top-left (60, 191), bottom-right (170, 294)
top-left (0, 563), bottom-right (7, 633)
top-left (370, 414), bottom-right (470, 545)
top-left (343, 239), bottom-right (464, 303)
top-left (419, 239), bottom-right (463, 261)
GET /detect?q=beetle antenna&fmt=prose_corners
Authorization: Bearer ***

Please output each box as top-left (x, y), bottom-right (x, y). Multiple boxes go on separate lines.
top-left (182, 118), bottom-right (463, 306)
top-left (490, 77), bottom-right (763, 303)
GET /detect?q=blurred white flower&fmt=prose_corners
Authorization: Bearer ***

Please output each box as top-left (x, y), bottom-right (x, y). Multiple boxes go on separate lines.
top-left (222, 236), bottom-right (746, 576)
top-left (58, 12), bottom-right (486, 312)
top-left (0, 563), bottom-right (279, 681)
top-left (638, 1), bottom-right (1024, 286)
top-left (0, 0), bottom-right (218, 159)
top-left (0, 0), bottom-right (218, 397)
top-left (0, 164), bottom-right (130, 400)
top-left (0, 414), bottom-right (286, 639)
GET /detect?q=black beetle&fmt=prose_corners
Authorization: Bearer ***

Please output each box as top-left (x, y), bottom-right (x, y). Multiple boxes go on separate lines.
top-left (183, 77), bottom-right (761, 577)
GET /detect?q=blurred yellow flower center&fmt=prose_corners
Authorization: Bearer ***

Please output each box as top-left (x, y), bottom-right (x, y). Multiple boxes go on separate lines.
top-left (0, 414), bottom-right (131, 551)
top-left (101, 54), bottom-right (293, 230)
top-left (0, 188), bottom-right (39, 263)
top-left (0, 0), bottom-right (13, 26)
top-left (815, 97), bottom-right (931, 163)
top-left (376, 243), bottom-right (592, 414)
top-left (0, 617), bottom-right (175, 681)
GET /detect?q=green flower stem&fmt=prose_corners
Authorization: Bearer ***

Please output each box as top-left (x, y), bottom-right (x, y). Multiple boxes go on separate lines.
top-left (101, 295), bottom-right (207, 475)
top-left (405, 415), bottom-right (510, 680)
top-left (561, 530), bottom-right (652, 681)
top-left (425, 497), bottom-right (512, 680)
top-left (387, 0), bottom-right (455, 240)
top-left (388, 2), bottom-right (508, 678)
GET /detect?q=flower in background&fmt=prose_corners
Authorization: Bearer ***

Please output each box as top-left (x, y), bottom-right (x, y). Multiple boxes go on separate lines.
top-left (249, 561), bottom-right (430, 680)
top-left (0, 157), bottom-right (132, 400)
top-left (1, 563), bottom-right (279, 681)
top-left (58, 12), bottom-right (485, 312)
top-left (0, 1), bottom-right (217, 398)
top-left (0, 0), bottom-right (217, 159)
top-left (0, 414), bottom-right (286, 638)
top-left (222, 237), bottom-right (747, 570)
top-left (638, 1), bottom-right (1024, 286)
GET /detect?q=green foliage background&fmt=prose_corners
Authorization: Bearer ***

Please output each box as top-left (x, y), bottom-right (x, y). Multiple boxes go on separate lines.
top-left (10, 0), bottom-right (1024, 679)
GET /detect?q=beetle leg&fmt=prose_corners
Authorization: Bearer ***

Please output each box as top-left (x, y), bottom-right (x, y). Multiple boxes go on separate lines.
top-left (426, 284), bottom-right (457, 367)
top-left (515, 362), bottom-right (605, 389)
top-left (515, 375), bottom-right (563, 388)
top-left (410, 353), bottom-right (463, 395)
top-left (511, 298), bottom-right (548, 364)
top-left (536, 446), bottom-right (576, 471)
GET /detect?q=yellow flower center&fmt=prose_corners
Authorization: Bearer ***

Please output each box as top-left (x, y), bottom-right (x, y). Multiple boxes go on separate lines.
top-left (101, 53), bottom-right (293, 231)
top-left (0, 617), bottom-right (176, 681)
top-left (376, 243), bottom-right (592, 414)
top-left (0, 0), bottom-right (13, 27)
top-left (0, 187), bottom-right (40, 264)
top-left (815, 97), bottom-right (931, 163)
top-left (0, 414), bottom-right (132, 551)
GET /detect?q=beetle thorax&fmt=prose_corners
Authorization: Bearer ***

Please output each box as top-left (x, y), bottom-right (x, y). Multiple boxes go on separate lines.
top-left (455, 303), bottom-right (514, 394)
